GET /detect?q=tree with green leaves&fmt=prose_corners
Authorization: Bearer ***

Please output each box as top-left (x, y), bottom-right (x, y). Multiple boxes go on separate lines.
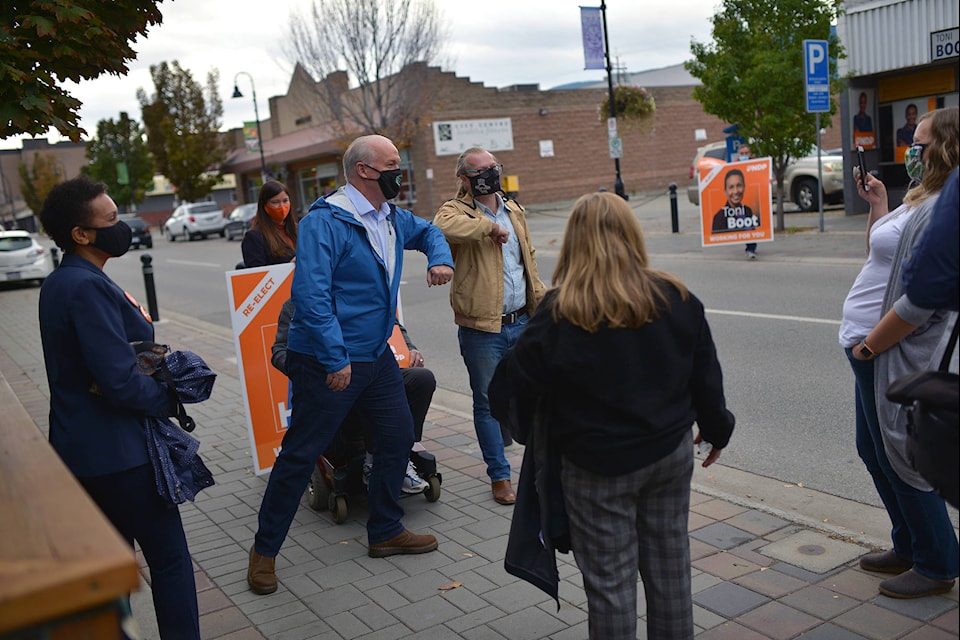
top-left (17, 152), bottom-right (61, 215)
top-left (82, 112), bottom-right (155, 212)
top-left (137, 61), bottom-right (224, 203)
top-left (686, 0), bottom-right (844, 230)
top-left (1, 1), bottom-right (164, 141)
top-left (285, 0), bottom-right (449, 146)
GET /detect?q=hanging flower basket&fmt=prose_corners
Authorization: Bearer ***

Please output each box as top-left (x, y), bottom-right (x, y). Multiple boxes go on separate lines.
top-left (599, 85), bottom-right (656, 134)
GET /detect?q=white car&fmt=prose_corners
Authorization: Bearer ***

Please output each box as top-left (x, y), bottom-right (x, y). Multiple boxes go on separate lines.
top-left (0, 230), bottom-right (55, 284)
top-left (164, 202), bottom-right (226, 241)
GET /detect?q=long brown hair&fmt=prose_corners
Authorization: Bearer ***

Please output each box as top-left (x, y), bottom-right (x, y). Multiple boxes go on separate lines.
top-left (252, 180), bottom-right (297, 259)
top-left (904, 107), bottom-right (959, 206)
top-left (552, 192), bottom-right (688, 333)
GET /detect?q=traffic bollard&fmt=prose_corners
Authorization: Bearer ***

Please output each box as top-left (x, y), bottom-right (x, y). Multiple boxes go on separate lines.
top-left (140, 253), bottom-right (160, 322)
top-left (668, 183), bottom-right (679, 233)
top-left (50, 247), bottom-right (60, 268)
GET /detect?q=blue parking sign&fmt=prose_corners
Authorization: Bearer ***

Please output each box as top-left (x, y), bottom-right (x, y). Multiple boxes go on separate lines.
top-left (803, 40), bottom-right (830, 113)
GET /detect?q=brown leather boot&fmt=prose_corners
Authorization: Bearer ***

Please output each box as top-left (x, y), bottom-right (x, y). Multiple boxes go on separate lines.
top-left (247, 546), bottom-right (277, 595)
top-left (492, 479), bottom-right (516, 505)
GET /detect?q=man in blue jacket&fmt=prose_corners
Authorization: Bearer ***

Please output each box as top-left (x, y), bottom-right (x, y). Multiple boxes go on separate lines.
top-left (248, 135), bottom-right (454, 594)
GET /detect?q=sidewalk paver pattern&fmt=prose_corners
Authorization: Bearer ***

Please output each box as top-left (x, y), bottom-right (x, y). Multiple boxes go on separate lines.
top-left (2, 196), bottom-right (956, 639)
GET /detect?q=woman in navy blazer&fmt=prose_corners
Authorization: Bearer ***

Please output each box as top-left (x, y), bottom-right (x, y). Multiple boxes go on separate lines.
top-left (38, 177), bottom-right (200, 640)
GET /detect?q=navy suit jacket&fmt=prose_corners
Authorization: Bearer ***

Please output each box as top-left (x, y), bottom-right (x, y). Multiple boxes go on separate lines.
top-left (39, 254), bottom-right (172, 477)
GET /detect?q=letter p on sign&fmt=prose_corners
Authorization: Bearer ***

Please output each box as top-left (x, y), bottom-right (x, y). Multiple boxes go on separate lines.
top-left (803, 39), bottom-right (830, 113)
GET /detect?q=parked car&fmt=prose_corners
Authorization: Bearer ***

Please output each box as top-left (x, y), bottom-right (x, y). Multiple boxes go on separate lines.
top-left (224, 203), bottom-right (257, 241)
top-left (0, 230), bottom-right (55, 285)
top-left (687, 142), bottom-right (845, 212)
top-left (120, 214), bottom-right (153, 249)
top-left (687, 142), bottom-right (728, 204)
top-left (782, 150), bottom-right (845, 211)
top-left (164, 202), bottom-right (226, 241)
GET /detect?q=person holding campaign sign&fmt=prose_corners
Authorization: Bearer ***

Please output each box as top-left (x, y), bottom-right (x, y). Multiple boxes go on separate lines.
top-left (710, 164), bottom-right (762, 259)
top-left (700, 147), bottom-right (772, 255)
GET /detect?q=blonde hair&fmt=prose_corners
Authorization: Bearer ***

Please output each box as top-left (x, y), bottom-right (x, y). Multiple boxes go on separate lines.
top-left (454, 147), bottom-right (496, 198)
top-left (904, 107), bottom-right (959, 206)
top-left (552, 192), bottom-right (688, 333)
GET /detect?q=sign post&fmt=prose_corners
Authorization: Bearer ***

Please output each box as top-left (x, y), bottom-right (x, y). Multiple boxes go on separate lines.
top-left (803, 39), bottom-right (830, 232)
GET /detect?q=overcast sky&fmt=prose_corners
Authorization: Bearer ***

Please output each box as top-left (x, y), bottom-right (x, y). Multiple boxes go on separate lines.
top-left (3, 0), bottom-right (717, 150)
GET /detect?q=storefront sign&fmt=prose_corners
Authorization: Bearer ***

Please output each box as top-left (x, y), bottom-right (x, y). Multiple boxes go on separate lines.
top-left (433, 118), bottom-right (514, 156)
top-left (930, 28), bottom-right (959, 62)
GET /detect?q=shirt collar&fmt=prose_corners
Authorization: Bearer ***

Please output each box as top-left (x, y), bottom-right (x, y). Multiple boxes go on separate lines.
top-left (475, 193), bottom-right (506, 217)
top-left (345, 183), bottom-right (390, 220)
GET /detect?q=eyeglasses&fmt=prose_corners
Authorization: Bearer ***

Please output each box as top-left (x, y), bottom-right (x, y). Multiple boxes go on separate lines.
top-left (464, 163), bottom-right (503, 177)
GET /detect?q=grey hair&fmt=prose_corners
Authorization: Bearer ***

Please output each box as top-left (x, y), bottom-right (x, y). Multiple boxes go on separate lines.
top-left (343, 134), bottom-right (391, 179)
top-left (455, 147), bottom-right (496, 198)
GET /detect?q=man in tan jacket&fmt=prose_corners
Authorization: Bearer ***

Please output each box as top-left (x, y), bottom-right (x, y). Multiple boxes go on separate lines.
top-left (434, 147), bottom-right (546, 505)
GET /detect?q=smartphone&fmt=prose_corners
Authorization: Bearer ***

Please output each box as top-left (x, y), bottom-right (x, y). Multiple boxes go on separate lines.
top-left (856, 145), bottom-right (869, 191)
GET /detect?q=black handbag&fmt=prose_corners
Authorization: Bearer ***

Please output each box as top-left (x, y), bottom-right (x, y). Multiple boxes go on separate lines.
top-left (885, 319), bottom-right (959, 509)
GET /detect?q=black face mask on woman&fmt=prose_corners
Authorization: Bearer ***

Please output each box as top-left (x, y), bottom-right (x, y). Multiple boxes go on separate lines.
top-left (83, 220), bottom-right (133, 257)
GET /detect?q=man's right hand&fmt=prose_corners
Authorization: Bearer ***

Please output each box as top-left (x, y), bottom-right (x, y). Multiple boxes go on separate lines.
top-left (326, 364), bottom-right (351, 391)
top-left (490, 224), bottom-right (510, 245)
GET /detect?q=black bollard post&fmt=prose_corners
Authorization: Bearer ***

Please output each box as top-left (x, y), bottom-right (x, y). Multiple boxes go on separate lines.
top-left (50, 246), bottom-right (60, 268)
top-left (140, 253), bottom-right (160, 322)
top-left (668, 183), bottom-right (679, 233)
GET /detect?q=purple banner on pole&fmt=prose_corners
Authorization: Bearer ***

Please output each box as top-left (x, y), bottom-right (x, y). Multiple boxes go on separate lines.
top-left (580, 6), bottom-right (605, 70)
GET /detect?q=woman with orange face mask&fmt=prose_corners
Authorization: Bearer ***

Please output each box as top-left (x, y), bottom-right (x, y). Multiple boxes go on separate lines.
top-left (241, 180), bottom-right (297, 267)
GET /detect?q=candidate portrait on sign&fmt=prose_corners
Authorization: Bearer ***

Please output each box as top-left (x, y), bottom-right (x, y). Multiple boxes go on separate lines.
top-left (711, 169), bottom-right (761, 234)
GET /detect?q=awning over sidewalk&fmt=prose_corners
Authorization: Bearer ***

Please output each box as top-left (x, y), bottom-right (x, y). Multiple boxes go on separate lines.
top-left (222, 125), bottom-right (342, 174)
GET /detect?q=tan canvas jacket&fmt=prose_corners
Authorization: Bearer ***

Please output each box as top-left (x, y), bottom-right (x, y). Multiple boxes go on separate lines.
top-left (433, 194), bottom-right (546, 333)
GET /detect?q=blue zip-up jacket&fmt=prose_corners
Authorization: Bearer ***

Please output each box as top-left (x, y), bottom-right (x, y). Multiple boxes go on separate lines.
top-left (287, 188), bottom-right (454, 371)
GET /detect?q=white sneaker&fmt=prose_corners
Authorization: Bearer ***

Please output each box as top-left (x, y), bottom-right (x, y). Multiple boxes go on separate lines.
top-left (362, 461), bottom-right (372, 488)
top-left (745, 250), bottom-right (757, 260)
top-left (401, 460), bottom-right (428, 494)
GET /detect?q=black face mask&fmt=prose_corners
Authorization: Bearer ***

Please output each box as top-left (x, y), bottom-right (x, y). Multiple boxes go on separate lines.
top-left (84, 220), bottom-right (132, 257)
top-left (468, 168), bottom-right (502, 197)
top-left (364, 164), bottom-right (403, 200)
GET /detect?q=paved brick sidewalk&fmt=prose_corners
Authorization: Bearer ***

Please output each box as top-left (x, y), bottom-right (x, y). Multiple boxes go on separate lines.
top-left (1, 279), bottom-right (957, 639)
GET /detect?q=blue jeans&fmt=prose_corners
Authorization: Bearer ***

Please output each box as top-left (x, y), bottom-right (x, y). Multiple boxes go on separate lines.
top-left (81, 464), bottom-right (200, 640)
top-left (846, 348), bottom-right (958, 580)
top-left (255, 348), bottom-right (413, 551)
top-left (458, 313), bottom-right (529, 482)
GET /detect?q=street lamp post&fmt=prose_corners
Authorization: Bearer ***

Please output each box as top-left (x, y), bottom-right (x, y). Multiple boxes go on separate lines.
top-left (232, 71), bottom-right (268, 185)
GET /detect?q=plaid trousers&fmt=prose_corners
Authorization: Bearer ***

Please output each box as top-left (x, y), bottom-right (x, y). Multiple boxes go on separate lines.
top-left (561, 430), bottom-right (694, 640)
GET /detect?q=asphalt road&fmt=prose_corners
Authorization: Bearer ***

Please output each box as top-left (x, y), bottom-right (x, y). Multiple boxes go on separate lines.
top-left (94, 201), bottom-right (897, 511)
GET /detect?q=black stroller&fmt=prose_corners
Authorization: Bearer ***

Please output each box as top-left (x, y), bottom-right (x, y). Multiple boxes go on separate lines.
top-left (272, 298), bottom-right (442, 524)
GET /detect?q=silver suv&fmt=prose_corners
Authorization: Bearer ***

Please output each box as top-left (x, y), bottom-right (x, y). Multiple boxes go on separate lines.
top-left (164, 202), bottom-right (226, 241)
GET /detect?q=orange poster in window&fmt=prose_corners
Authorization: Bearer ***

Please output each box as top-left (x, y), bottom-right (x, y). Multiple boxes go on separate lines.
top-left (700, 158), bottom-right (774, 248)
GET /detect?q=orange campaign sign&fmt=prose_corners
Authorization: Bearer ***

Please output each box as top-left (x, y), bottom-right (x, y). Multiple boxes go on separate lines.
top-left (226, 264), bottom-right (412, 475)
top-left (699, 157), bottom-right (774, 248)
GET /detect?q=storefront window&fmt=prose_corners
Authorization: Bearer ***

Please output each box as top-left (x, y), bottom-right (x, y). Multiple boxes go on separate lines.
top-left (297, 163), bottom-right (339, 215)
top-left (246, 175), bottom-right (264, 204)
top-left (396, 148), bottom-right (416, 205)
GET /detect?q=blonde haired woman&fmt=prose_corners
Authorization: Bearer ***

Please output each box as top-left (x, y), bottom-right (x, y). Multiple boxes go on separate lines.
top-left (494, 192), bottom-right (735, 639)
top-left (842, 107), bottom-right (959, 598)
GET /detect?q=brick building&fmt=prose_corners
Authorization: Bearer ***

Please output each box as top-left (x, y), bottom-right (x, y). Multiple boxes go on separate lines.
top-left (223, 63), bottom-right (843, 214)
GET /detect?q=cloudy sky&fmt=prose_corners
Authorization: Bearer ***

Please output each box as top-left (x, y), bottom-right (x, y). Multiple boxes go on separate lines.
top-left (3, 0), bottom-right (718, 149)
